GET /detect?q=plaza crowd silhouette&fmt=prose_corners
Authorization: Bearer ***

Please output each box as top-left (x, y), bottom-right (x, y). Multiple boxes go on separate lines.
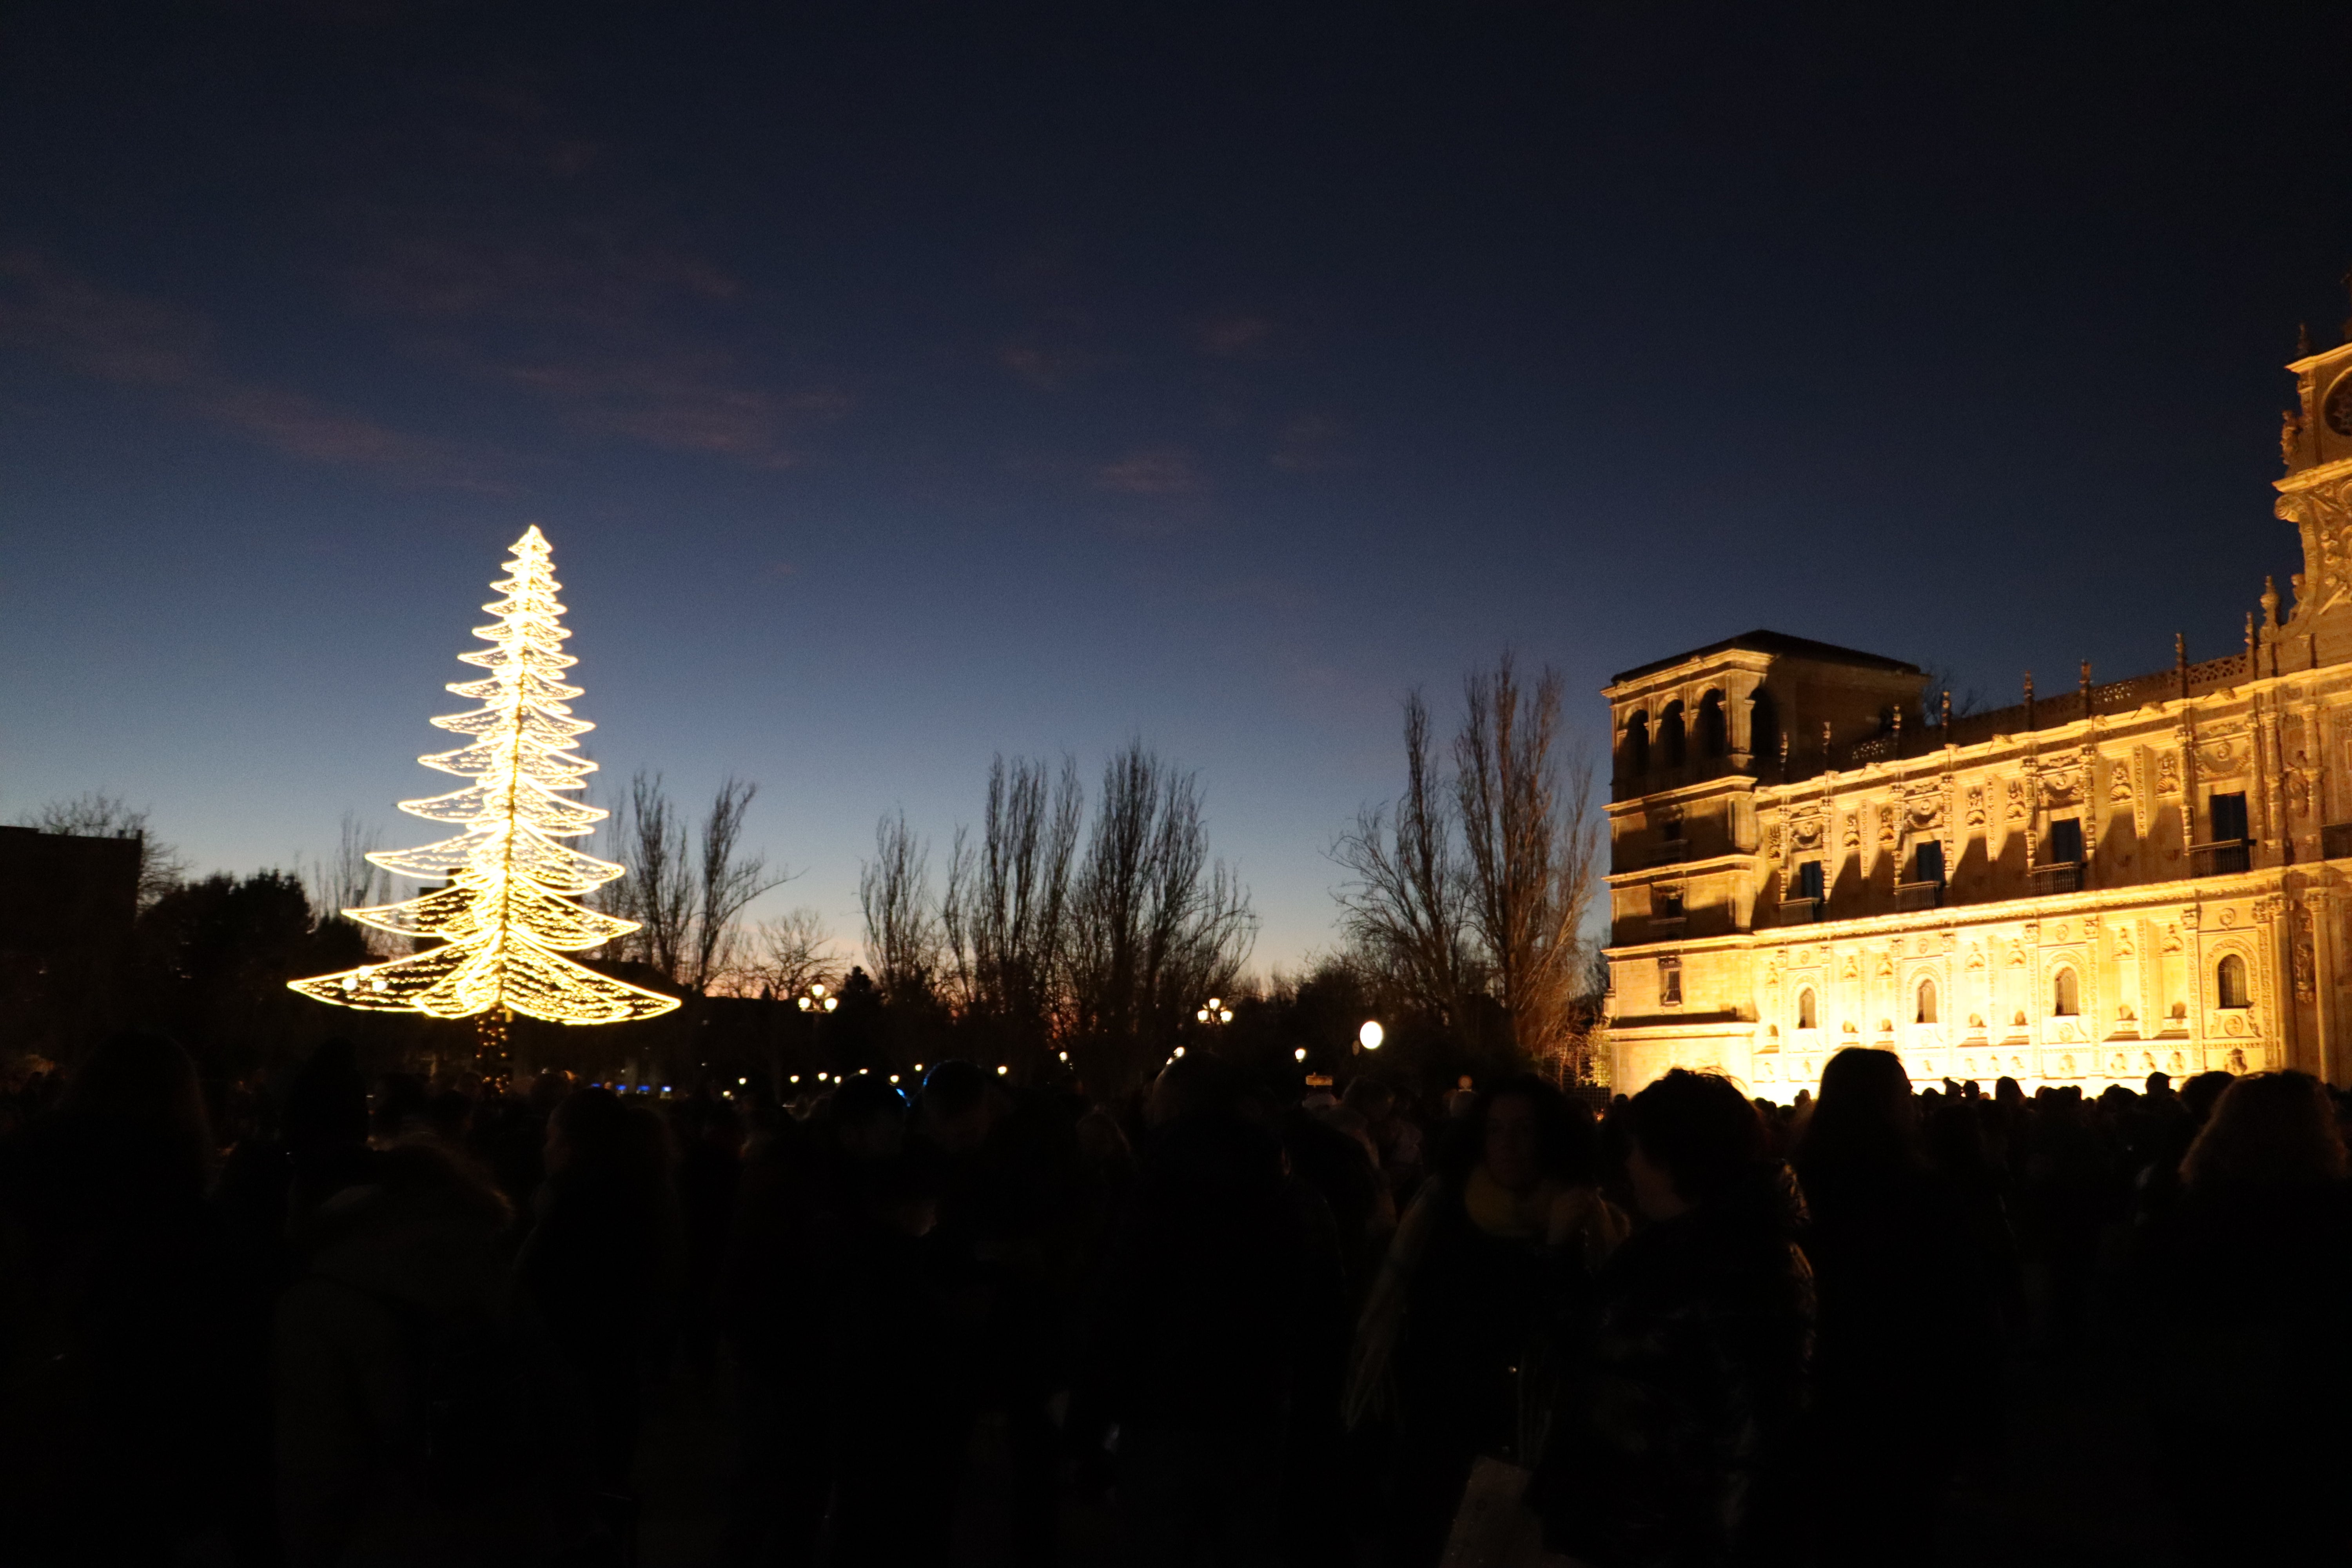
top-left (3, 1038), bottom-right (2347, 1566)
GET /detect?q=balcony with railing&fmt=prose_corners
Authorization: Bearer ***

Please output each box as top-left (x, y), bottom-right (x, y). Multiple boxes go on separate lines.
top-left (2190, 839), bottom-right (2251, 878)
top-left (1648, 837), bottom-right (1692, 867)
top-left (1770, 644), bottom-right (2260, 786)
top-left (1777, 896), bottom-right (1821, 925)
top-left (1893, 879), bottom-right (1944, 913)
top-left (2026, 862), bottom-right (2082, 897)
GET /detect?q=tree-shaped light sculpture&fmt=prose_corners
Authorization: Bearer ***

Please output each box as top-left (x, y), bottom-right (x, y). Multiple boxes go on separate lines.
top-left (290, 526), bottom-right (679, 1025)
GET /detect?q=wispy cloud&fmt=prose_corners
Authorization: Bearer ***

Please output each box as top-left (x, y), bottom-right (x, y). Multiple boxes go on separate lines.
top-left (0, 249), bottom-right (504, 488)
top-left (1270, 411), bottom-right (1350, 473)
top-left (349, 216), bottom-right (844, 468)
top-left (1195, 312), bottom-right (1275, 359)
top-left (1096, 446), bottom-right (1206, 496)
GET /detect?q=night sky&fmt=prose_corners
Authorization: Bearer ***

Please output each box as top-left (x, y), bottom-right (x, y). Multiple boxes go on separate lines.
top-left (5, 3), bottom-right (2351, 968)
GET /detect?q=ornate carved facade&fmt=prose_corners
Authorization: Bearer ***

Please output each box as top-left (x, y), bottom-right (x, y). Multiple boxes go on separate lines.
top-left (1604, 339), bottom-right (2352, 1098)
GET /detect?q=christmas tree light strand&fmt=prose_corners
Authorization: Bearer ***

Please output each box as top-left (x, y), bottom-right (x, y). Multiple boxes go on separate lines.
top-left (289, 526), bottom-right (679, 1024)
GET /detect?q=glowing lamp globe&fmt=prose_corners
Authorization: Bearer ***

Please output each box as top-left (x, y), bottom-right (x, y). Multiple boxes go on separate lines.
top-left (1358, 1020), bottom-right (1385, 1051)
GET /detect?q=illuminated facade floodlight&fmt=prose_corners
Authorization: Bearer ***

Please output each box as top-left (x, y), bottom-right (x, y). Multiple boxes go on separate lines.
top-left (1358, 1020), bottom-right (1385, 1051)
top-left (289, 527), bottom-right (678, 1025)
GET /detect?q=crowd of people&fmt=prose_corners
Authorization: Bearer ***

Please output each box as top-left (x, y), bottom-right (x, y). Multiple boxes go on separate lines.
top-left (3, 1032), bottom-right (2347, 1567)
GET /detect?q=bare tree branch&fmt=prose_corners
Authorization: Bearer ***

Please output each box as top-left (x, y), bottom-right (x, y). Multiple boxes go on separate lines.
top-left (860, 808), bottom-right (943, 1007)
top-left (1330, 690), bottom-right (1477, 1034)
top-left (20, 791), bottom-right (187, 909)
top-left (691, 776), bottom-right (788, 992)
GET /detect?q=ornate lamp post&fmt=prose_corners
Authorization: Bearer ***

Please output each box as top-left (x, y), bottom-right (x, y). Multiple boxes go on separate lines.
top-left (1195, 996), bottom-right (1234, 1025)
top-left (795, 981), bottom-right (838, 1015)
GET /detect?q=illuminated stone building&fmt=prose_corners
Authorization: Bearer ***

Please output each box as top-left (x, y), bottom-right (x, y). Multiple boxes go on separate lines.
top-left (1603, 338), bottom-right (2352, 1098)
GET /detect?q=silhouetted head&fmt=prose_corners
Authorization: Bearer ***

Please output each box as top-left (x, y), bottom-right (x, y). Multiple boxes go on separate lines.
top-left (65, 1031), bottom-right (212, 1184)
top-left (1146, 1049), bottom-right (1251, 1128)
top-left (1441, 1073), bottom-right (1593, 1193)
top-left (1620, 1069), bottom-right (1768, 1220)
top-left (1797, 1047), bottom-right (1917, 1177)
top-left (548, 1085), bottom-right (675, 1189)
top-left (2181, 1070), bottom-right (2234, 1127)
top-left (2146, 1071), bottom-right (2174, 1099)
top-left (2181, 1071), bottom-right (2347, 1194)
top-left (828, 1074), bottom-right (907, 1160)
top-left (1341, 1077), bottom-right (1396, 1121)
top-left (916, 1059), bottom-right (995, 1152)
top-left (285, 1037), bottom-right (368, 1156)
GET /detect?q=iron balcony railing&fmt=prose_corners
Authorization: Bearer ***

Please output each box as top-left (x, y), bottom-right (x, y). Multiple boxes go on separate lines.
top-left (2190, 839), bottom-right (2251, 878)
top-left (1894, 879), bottom-right (1944, 913)
top-left (2027, 862), bottom-right (2082, 897)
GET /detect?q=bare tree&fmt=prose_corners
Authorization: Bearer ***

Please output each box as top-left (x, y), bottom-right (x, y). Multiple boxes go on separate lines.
top-left (691, 776), bottom-right (787, 991)
top-left (20, 791), bottom-right (188, 908)
top-left (307, 813), bottom-right (392, 951)
top-left (1331, 691), bottom-right (1479, 1037)
top-left (614, 771), bottom-right (695, 979)
top-left (944, 755), bottom-right (1081, 1045)
top-left (861, 809), bottom-right (944, 1006)
top-left (1454, 652), bottom-right (1600, 1068)
top-left (1069, 741), bottom-right (1256, 1077)
top-left (715, 905), bottom-right (836, 998)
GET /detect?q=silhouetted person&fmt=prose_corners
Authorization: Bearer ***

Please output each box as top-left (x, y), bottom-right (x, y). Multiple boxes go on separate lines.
top-left (1074, 1052), bottom-right (1345, 1568)
top-left (2132, 1071), bottom-right (2352, 1564)
top-left (516, 1088), bottom-right (683, 1501)
top-left (1534, 1069), bottom-right (1814, 1568)
top-left (719, 1073), bottom-right (903, 1567)
top-left (274, 1142), bottom-right (598, 1567)
top-left (674, 1094), bottom-right (744, 1381)
top-left (0, 1033), bottom-right (251, 1564)
top-left (1793, 1048), bottom-right (1997, 1566)
top-left (285, 1038), bottom-right (376, 1218)
top-left (1348, 1074), bottom-right (1621, 1568)
top-left (824, 1145), bottom-right (971, 1566)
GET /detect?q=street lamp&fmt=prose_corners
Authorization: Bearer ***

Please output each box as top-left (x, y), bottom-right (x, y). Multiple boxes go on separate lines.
top-left (796, 982), bottom-right (838, 1014)
top-left (1195, 996), bottom-right (1234, 1024)
top-left (1356, 1019), bottom-right (1384, 1054)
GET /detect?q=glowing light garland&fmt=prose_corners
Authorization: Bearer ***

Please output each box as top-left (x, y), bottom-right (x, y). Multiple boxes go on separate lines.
top-left (289, 526), bottom-right (679, 1025)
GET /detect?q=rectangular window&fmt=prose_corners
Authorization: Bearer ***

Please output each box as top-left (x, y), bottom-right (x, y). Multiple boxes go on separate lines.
top-left (2049, 817), bottom-right (2084, 864)
top-left (1796, 860), bottom-right (1824, 901)
top-left (2210, 791), bottom-right (2249, 843)
top-left (1914, 839), bottom-right (1945, 884)
top-left (1658, 956), bottom-right (1682, 1006)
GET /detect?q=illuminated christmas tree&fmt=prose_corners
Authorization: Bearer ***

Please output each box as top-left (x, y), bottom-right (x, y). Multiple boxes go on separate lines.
top-left (290, 526), bottom-right (679, 1025)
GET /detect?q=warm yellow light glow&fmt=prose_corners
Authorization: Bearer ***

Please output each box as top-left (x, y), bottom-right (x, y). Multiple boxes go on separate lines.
top-left (823, 996), bottom-right (838, 1012)
top-left (1207, 996), bottom-right (1221, 1011)
top-left (996, 1064), bottom-right (1009, 1076)
top-left (289, 527), bottom-right (679, 1025)
top-left (1218, 1008), bottom-right (1233, 1023)
top-left (1294, 1047), bottom-right (1307, 1062)
top-left (1358, 1020), bottom-right (1385, 1050)
top-left (812, 982), bottom-right (828, 999)
top-left (1196, 1009), bottom-right (1210, 1022)
top-left (798, 996), bottom-right (812, 1011)
top-left (1173, 1045), bottom-right (1186, 1058)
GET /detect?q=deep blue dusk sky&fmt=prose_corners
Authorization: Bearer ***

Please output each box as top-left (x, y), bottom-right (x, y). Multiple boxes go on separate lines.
top-left (5, 3), bottom-right (2351, 969)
